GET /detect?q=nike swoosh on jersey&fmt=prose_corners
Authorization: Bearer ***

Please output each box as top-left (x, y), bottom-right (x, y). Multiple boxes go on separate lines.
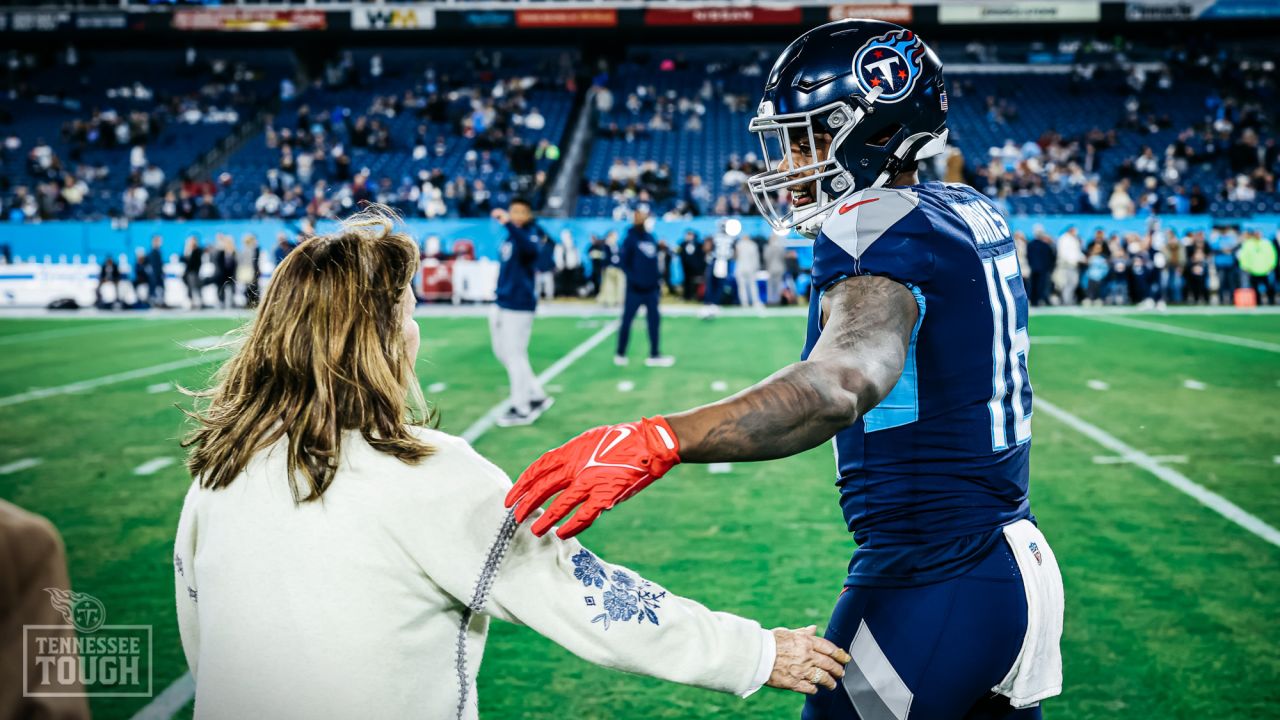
top-left (838, 197), bottom-right (881, 215)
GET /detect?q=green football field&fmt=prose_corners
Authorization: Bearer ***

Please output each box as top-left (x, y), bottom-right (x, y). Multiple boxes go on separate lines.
top-left (1, 308), bottom-right (1278, 720)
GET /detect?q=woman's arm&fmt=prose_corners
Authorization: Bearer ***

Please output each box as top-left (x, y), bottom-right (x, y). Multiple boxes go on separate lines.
top-left (484, 520), bottom-right (846, 696)
top-left (405, 434), bottom-right (848, 696)
top-left (173, 483), bottom-right (201, 678)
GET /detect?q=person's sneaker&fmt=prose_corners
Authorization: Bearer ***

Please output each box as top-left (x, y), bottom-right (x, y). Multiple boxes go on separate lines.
top-left (529, 396), bottom-right (555, 418)
top-left (495, 407), bottom-right (535, 428)
top-left (645, 355), bottom-right (676, 368)
top-left (614, 355), bottom-right (629, 366)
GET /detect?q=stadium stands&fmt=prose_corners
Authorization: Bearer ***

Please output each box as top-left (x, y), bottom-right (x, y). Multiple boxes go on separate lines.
top-left (578, 46), bottom-right (776, 219)
top-left (210, 48), bottom-right (576, 221)
top-left (2, 38), bottom-right (1277, 310)
top-left (1, 47), bottom-right (293, 221)
top-left (3, 40), bottom-right (1275, 224)
top-left (578, 42), bottom-right (1277, 221)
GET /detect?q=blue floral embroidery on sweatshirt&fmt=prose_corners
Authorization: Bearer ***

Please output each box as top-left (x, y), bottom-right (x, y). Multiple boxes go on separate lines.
top-left (571, 550), bottom-right (665, 630)
top-left (572, 549), bottom-right (606, 588)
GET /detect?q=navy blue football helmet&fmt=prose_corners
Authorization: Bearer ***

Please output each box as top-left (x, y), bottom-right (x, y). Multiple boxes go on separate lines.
top-left (747, 19), bottom-right (948, 235)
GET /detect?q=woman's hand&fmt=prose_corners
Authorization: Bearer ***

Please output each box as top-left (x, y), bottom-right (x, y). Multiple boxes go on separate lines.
top-left (767, 625), bottom-right (852, 694)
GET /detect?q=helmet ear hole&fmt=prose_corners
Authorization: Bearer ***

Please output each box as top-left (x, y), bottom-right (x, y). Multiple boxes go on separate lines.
top-left (866, 123), bottom-right (902, 148)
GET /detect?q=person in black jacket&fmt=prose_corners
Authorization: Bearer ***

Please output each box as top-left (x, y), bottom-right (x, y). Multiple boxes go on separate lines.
top-left (183, 235), bottom-right (204, 310)
top-left (679, 230), bottom-right (705, 301)
top-left (1026, 230), bottom-right (1057, 307)
top-left (615, 208), bottom-right (674, 367)
top-left (657, 239), bottom-right (676, 296)
top-left (147, 236), bottom-right (167, 306)
top-left (211, 235), bottom-right (238, 309)
top-left (586, 234), bottom-right (608, 296)
top-left (96, 256), bottom-right (122, 308)
top-left (132, 248), bottom-right (150, 306)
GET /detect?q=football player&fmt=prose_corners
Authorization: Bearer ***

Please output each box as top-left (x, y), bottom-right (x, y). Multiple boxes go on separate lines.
top-left (507, 20), bottom-right (1063, 719)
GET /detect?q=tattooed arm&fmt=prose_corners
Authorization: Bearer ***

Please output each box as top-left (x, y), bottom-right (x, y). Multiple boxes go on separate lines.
top-left (666, 275), bottom-right (918, 462)
top-left (505, 274), bottom-right (919, 539)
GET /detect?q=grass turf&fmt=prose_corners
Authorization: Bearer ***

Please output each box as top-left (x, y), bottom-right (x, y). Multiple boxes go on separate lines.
top-left (0, 310), bottom-right (1276, 719)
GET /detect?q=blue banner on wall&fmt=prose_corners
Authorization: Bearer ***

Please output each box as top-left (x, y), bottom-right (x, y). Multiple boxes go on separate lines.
top-left (0, 216), bottom-right (785, 263)
top-left (3, 214), bottom-right (1276, 269)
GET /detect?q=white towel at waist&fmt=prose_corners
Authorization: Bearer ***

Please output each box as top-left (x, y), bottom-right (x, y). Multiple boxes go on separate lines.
top-left (992, 518), bottom-right (1064, 708)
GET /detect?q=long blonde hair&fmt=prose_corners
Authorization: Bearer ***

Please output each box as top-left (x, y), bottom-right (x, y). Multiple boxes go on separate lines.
top-left (183, 206), bottom-right (433, 501)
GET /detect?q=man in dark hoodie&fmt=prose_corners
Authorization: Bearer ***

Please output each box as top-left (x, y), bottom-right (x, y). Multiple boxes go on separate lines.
top-left (615, 207), bottom-right (675, 367)
top-left (490, 198), bottom-right (554, 427)
top-left (147, 235), bottom-right (167, 306)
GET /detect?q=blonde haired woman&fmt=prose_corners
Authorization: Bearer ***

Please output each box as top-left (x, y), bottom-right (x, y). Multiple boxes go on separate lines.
top-left (174, 207), bottom-right (849, 720)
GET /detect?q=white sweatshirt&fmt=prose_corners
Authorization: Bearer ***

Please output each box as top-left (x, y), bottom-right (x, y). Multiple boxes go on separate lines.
top-left (174, 426), bottom-right (774, 720)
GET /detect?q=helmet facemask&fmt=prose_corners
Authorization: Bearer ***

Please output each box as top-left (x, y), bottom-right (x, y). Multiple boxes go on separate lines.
top-left (748, 85), bottom-right (948, 237)
top-left (748, 86), bottom-right (890, 234)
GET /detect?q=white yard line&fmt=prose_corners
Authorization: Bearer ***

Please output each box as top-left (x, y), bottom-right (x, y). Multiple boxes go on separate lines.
top-left (3, 304), bottom-right (1277, 322)
top-left (0, 457), bottom-right (42, 475)
top-left (133, 320), bottom-right (622, 720)
top-left (147, 383), bottom-right (173, 394)
top-left (616, 380), bottom-right (635, 393)
top-left (708, 463), bottom-right (734, 474)
top-left (133, 458), bottom-right (176, 476)
top-left (1182, 379), bottom-right (1207, 391)
top-left (1033, 306), bottom-right (1280, 317)
top-left (129, 671), bottom-right (195, 720)
top-left (0, 353), bottom-right (227, 409)
top-left (460, 321), bottom-right (619, 444)
top-left (1038, 397), bottom-right (1280, 548)
top-left (1086, 379), bottom-right (1110, 391)
top-left (0, 323), bottom-right (135, 347)
top-left (1030, 336), bottom-right (1082, 344)
top-left (1086, 315), bottom-right (1280, 353)
top-left (182, 336), bottom-right (224, 350)
top-left (1093, 454), bottom-right (1188, 465)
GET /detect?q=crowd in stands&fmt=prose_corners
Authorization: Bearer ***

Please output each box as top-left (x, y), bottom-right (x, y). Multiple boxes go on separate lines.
top-left (954, 43), bottom-right (1278, 218)
top-left (580, 49), bottom-right (773, 219)
top-left (6, 40), bottom-right (1277, 229)
top-left (211, 48), bottom-right (573, 222)
top-left (4, 39), bottom-right (1280, 310)
top-left (1018, 223), bottom-right (1279, 307)
top-left (2, 47), bottom-right (283, 222)
top-left (582, 38), bottom-right (1279, 224)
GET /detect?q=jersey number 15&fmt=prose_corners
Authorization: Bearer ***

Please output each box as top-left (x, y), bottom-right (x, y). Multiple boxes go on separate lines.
top-left (983, 252), bottom-right (1032, 451)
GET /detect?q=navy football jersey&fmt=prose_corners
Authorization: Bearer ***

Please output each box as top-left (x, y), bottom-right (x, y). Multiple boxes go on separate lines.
top-left (802, 182), bottom-right (1033, 588)
top-left (496, 222), bottom-right (543, 312)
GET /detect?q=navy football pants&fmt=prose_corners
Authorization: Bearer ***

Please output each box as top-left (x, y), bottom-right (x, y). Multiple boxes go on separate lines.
top-left (802, 540), bottom-right (1040, 720)
top-left (617, 286), bottom-right (661, 358)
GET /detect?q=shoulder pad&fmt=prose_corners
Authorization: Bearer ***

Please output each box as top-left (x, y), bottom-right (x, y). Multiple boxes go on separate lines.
top-left (819, 188), bottom-right (921, 260)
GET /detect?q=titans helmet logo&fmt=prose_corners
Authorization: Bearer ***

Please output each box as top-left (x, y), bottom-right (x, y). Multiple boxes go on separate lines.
top-left (45, 587), bottom-right (107, 633)
top-left (852, 29), bottom-right (925, 103)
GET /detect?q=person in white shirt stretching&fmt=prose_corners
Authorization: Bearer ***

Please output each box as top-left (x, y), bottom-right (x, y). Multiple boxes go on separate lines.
top-left (174, 205), bottom-right (849, 720)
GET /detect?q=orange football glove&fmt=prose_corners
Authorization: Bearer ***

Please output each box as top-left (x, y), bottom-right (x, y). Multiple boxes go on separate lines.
top-left (505, 416), bottom-right (681, 539)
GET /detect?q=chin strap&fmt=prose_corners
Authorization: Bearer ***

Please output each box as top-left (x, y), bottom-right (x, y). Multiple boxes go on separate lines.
top-left (870, 128), bottom-right (950, 189)
top-left (796, 210), bottom-right (829, 239)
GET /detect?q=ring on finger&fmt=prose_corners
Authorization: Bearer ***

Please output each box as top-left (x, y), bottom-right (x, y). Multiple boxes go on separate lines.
top-left (808, 668), bottom-right (826, 685)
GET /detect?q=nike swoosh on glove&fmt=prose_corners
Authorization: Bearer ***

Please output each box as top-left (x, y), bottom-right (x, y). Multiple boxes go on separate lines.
top-left (505, 416), bottom-right (681, 539)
